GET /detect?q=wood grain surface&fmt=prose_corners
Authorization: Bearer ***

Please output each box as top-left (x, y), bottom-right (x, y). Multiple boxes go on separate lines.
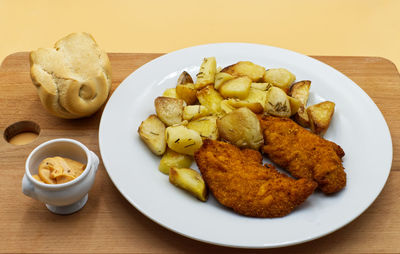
top-left (0, 52), bottom-right (399, 253)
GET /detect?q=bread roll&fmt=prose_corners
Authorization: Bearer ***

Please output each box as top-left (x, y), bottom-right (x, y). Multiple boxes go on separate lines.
top-left (30, 32), bottom-right (112, 119)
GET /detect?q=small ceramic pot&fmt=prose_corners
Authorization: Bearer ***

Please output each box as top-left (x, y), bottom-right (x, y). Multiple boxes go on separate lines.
top-left (22, 138), bottom-right (99, 214)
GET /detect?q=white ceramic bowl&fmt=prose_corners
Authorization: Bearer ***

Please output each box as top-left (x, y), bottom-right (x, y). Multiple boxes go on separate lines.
top-left (22, 138), bottom-right (99, 214)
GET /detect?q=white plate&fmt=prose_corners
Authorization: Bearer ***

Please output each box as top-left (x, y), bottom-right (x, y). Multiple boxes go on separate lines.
top-left (99, 43), bottom-right (392, 248)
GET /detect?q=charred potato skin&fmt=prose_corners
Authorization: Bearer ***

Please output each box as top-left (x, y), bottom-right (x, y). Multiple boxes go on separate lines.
top-left (138, 114), bottom-right (167, 156)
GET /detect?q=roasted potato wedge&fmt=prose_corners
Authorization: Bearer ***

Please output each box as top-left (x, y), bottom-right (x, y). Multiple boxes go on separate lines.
top-left (159, 148), bottom-right (193, 175)
top-left (221, 61), bottom-right (265, 82)
top-left (295, 107), bottom-right (310, 127)
top-left (196, 85), bottom-right (223, 114)
top-left (225, 99), bottom-right (264, 114)
top-left (169, 167), bottom-right (208, 202)
top-left (307, 101), bottom-right (335, 136)
top-left (251, 82), bottom-right (272, 91)
top-left (217, 107), bottom-right (264, 150)
top-left (162, 88), bottom-right (178, 98)
top-left (165, 125), bottom-right (203, 156)
top-left (182, 105), bottom-right (209, 121)
top-left (176, 83), bottom-right (197, 105)
top-left (195, 57), bottom-right (217, 90)
top-left (289, 80), bottom-right (311, 127)
top-left (288, 96), bottom-right (301, 116)
top-left (218, 76), bottom-right (252, 99)
top-left (187, 116), bottom-right (219, 140)
top-left (220, 100), bottom-right (235, 114)
top-left (289, 80), bottom-right (311, 105)
top-left (245, 88), bottom-right (268, 110)
top-left (265, 86), bottom-right (291, 117)
top-left (154, 96), bottom-right (184, 126)
top-left (177, 71), bottom-right (193, 85)
top-left (138, 114), bottom-right (166, 155)
top-left (263, 68), bottom-right (296, 93)
top-left (214, 72), bottom-right (234, 90)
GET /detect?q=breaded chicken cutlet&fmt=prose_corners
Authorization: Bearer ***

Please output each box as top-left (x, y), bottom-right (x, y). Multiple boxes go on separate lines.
top-left (259, 115), bottom-right (346, 194)
top-left (194, 140), bottom-right (317, 218)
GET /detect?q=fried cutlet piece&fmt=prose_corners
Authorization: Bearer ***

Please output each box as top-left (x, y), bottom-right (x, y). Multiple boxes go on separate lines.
top-left (194, 140), bottom-right (317, 218)
top-left (259, 115), bottom-right (346, 194)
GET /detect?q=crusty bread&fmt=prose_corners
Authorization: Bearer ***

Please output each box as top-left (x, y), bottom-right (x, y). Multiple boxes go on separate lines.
top-left (30, 32), bottom-right (112, 119)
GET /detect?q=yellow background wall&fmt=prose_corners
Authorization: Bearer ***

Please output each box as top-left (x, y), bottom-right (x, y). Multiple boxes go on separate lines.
top-left (0, 0), bottom-right (399, 68)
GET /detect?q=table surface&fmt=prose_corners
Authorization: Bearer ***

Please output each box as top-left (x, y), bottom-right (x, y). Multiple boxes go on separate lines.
top-left (1, 52), bottom-right (400, 253)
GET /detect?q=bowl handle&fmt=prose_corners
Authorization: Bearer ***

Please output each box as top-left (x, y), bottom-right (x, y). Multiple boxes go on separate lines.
top-left (90, 151), bottom-right (99, 172)
top-left (22, 174), bottom-right (38, 200)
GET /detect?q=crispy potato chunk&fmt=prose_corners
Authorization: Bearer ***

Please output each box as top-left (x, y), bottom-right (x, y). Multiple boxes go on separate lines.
top-left (251, 82), bottom-right (272, 91)
top-left (263, 68), bottom-right (296, 93)
top-left (214, 72), bottom-right (234, 90)
top-left (169, 167), bottom-right (208, 202)
top-left (288, 96), bottom-right (301, 116)
top-left (289, 80), bottom-right (311, 127)
top-left (219, 76), bottom-right (252, 99)
top-left (289, 80), bottom-right (311, 105)
top-left (187, 116), bottom-right (219, 140)
top-left (162, 88), bottom-right (178, 98)
top-left (196, 85), bottom-right (223, 114)
top-left (307, 101), bottom-right (335, 136)
top-left (176, 83), bottom-right (197, 105)
top-left (195, 57), bottom-right (217, 90)
top-left (177, 71), bottom-right (193, 85)
top-left (220, 100), bottom-right (235, 114)
top-left (221, 61), bottom-right (265, 82)
top-left (225, 99), bottom-right (264, 114)
top-left (159, 148), bottom-right (193, 175)
top-left (138, 115), bottom-right (167, 155)
top-left (245, 88), bottom-right (268, 110)
top-left (295, 107), bottom-right (310, 127)
top-left (182, 105), bottom-right (209, 121)
top-left (166, 125), bottom-right (203, 156)
top-left (154, 96), bottom-right (184, 126)
top-left (217, 107), bottom-right (264, 150)
top-left (265, 87), bottom-right (291, 117)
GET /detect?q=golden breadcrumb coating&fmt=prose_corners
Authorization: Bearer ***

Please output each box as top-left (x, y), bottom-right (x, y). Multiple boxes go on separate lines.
top-left (194, 140), bottom-right (317, 218)
top-left (259, 115), bottom-right (346, 194)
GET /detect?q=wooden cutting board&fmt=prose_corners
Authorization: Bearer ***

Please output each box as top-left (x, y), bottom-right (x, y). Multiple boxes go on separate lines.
top-left (1, 52), bottom-right (399, 253)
